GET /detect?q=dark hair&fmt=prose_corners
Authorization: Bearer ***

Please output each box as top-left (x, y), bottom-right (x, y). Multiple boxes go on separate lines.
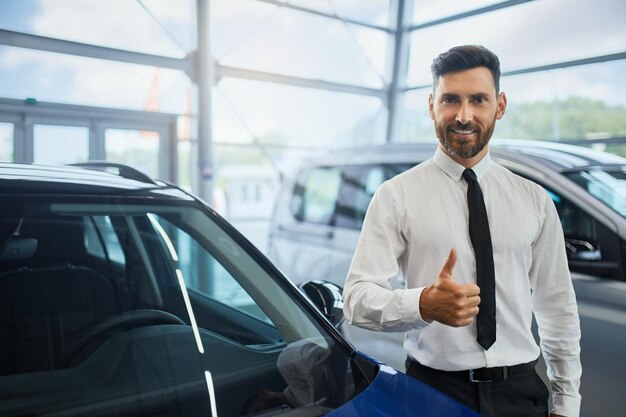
top-left (431, 45), bottom-right (501, 93)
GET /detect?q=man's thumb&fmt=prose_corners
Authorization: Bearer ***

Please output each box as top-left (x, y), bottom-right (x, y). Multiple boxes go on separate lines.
top-left (439, 248), bottom-right (457, 278)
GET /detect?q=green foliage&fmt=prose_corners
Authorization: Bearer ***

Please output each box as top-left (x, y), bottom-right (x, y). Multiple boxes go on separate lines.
top-left (496, 96), bottom-right (626, 140)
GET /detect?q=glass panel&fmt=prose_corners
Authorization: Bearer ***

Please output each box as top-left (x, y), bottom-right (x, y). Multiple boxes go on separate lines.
top-left (214, 0), bottom-right (386, 87)
top-left (495, 60), bottom-right (626, 141)
top-left (33, 124), bottom-right (88, 165)
top-left (282, 0), bottom-right (390, 27)
top-left (0, 0), bottom-right (185, 57)
top-left (0, 46), bottom-right (191, 113)
top-left (398, 88), bottom-right (437, 143)
top-left (0, 122), bottom-right (14, 161)
top-left (565, 168), bottom-right (626, 218)
top-left (163, 217), bottom-right (271, 322)
top-left (412, 0), bottom-right (503, 24)
top-left (216, 78), bottom-right (386, 148)
top-left (139, 0), bottom-right (197, 53)
top-left (543, 187), bottom-right (594, 240)
top-left (0, 198), bottom-right (356, 414)
top-left (407, 0), bottom-right (626, 86)
top-left (210, 0), bottom-right (281, 59)
top-left (292, 167), bottom-right (341, 225)
top-left (84, 216), bottom-right (127, 265)
top-left (401, 59), bottom-right (626, 144)
top-left (335, 164), bottom-right (413, 229)
top-left (105, 128), bottom-right (160, 177)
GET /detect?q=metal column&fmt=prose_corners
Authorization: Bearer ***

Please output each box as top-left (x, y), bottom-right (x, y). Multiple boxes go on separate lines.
top-left (196, 0), bottom-right (214, 204)
top-left (385, 0), bottom-right (413, 143)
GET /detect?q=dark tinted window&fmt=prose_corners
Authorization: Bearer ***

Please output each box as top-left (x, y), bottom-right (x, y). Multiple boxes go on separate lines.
top-left (528, 183), bottom-right (624, 280)
top-left (0, 197), bottom-right (358, 416)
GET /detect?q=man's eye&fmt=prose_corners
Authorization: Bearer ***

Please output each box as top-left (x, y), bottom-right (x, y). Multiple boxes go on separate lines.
top-left (474, 96), bottom-right (487, 103)
top-left (442, 97), bottom-right (457, 104)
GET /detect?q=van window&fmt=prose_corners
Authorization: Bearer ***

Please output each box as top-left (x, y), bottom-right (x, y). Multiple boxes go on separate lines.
top-left (335, 164), bottom-right (413, 230)
top-left (292, 167), bottom-right (341, 225)
top-left (291, 164), bottom-right (413, 229)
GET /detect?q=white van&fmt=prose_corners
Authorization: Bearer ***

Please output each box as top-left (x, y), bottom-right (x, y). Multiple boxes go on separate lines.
top-left (268, 140), bottom-right (626, 417)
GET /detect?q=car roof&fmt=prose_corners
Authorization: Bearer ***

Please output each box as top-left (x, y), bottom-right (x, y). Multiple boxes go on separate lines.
top-left (0, 162), bottom-right (178, 197)
top-left (491, 140), bottom-right (626, 172)
top-left (301, 140), bottom-right (626, 173)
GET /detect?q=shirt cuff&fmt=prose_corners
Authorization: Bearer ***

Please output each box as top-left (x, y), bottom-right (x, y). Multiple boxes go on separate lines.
top-left (400, 286), bottom-right (431, 329)
top-left (551, 393), bottom-right (581, 417)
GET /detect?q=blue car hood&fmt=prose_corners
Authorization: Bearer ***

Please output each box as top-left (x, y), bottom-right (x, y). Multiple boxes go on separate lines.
top-left (328, 355), bottom-right (480, 417)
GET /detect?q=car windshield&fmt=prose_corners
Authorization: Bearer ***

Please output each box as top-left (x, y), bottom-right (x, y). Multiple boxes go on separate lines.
top-left (565, 167), bottom-right (626, 218)
top-left (0, 196), bottom-right (355, 417)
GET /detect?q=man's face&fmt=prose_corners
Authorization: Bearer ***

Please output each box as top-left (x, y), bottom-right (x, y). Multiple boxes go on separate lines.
top-left (429, 67), bottom-right (506, 165)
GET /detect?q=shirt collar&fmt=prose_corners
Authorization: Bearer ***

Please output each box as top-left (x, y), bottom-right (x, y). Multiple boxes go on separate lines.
top-left (433, 145), bottom-right (492, 182)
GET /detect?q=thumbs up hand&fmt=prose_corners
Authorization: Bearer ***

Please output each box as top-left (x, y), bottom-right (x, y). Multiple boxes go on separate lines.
top-left (419, 249), bottom-right (481, 327)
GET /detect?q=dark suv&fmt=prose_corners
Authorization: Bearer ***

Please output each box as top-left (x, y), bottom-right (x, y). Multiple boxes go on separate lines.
top-left (0, 162), bottom-right (478, 417)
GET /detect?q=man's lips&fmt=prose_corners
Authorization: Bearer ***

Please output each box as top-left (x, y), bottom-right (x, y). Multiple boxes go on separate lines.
top-left (449, 128), bottom-right (479, 136)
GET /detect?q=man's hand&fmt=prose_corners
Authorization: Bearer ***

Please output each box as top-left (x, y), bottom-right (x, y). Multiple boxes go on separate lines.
top-left (419, 248), bottom-right (481, 326)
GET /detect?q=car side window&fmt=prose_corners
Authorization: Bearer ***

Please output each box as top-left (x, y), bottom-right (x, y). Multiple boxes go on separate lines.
top-left (545, 189), bottom-right (595, 239)
top-left (335, 163), bottom-right (414, 230)
top-left (291, 163), bottom-right (413, 229)
top-left (291, 167), bottom-right (341, 225)
top-left (521, 178), bottom-right (624, 279)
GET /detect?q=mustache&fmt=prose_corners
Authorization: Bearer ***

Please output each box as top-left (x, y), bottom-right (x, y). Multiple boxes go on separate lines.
top-left (448, 122), bottom-right (479, 131)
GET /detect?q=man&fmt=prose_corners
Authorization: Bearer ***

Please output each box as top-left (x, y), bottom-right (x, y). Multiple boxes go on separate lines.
top-left (343, 45), bottom-right (581, 417)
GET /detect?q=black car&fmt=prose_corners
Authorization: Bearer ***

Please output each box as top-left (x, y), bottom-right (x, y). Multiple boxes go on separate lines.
top-left (0, 162), bottom-right (479, 417)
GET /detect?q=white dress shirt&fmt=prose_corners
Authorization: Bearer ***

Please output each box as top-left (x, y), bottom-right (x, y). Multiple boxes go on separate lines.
top-left (343, 147), bottom-right (581, 416)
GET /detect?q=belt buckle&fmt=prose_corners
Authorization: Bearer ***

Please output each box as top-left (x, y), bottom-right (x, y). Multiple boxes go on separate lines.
top-left (469, 369), bottom-right (491, 383)
top-left (469, 367), bottom-right (508, 383)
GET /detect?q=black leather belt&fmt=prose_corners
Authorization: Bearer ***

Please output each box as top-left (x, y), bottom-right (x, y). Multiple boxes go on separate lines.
top-left (407, 357), bottom-right (537, 383)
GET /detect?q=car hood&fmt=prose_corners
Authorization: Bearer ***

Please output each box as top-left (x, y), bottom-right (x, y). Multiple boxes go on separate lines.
top-left (329, 354), bottom-right (480, 417)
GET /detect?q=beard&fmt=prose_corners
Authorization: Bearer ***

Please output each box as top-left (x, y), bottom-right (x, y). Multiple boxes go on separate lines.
top-left (435, 119), bottom-right (496, 159)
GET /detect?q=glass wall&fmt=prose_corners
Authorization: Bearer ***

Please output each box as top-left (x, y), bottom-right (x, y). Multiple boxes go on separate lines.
top-left (0, 0), bottom-right (194, 57)
top-left (33, 124), bottom-right (89, 165)
top-left (402, 0), bottom-right (626, 148)
top-left (1, 0), bottom-right (625, 244)
top-left (0, 122), bottom-right (13, 161)
top-left (105, 128), bottom-right (160, 177)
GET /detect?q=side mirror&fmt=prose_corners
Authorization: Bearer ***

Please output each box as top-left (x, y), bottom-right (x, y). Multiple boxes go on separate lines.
top-left (565, 237), bottom-right (601, 261)
top-left (299, 280), bottom-right (345, 328)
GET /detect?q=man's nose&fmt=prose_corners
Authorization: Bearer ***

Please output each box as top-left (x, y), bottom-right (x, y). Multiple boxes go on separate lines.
top-left (456, 102), bottom-right (473, 124)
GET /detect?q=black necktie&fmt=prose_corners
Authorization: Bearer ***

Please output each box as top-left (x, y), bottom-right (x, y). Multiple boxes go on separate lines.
top-left (462, 168), bottom-right (496, 350)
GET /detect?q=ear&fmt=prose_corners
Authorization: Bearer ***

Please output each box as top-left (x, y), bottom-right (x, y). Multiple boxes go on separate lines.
top-left (496, 92), bottom-right (507, 120)
top-left (428, 93), bottom-right (435, 120)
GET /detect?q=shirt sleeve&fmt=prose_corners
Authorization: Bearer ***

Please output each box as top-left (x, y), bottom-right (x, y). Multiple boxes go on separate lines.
top-left (343, 181), bottom-right (430, 332)
top-left (529, 192), bottom-right (582, 417)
